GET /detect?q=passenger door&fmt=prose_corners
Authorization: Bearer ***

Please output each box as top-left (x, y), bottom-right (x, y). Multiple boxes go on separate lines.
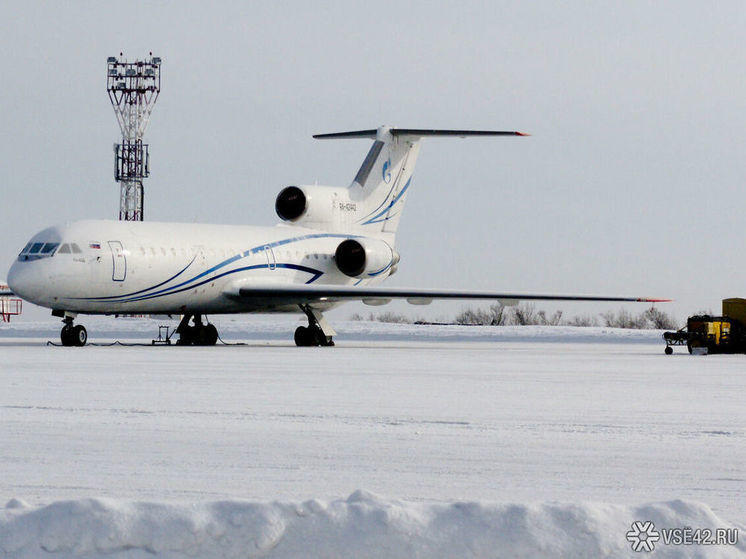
top-left (264, 245), bottom-right (276, 271)
top-left (108, 241), bottom-right (127, 281)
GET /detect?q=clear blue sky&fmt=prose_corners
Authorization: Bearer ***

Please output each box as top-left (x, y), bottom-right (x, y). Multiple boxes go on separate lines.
top-left (2, 1), bottom-right (745, 321)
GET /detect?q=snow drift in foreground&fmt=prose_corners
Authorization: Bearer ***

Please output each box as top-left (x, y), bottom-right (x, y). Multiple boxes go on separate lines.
top-left (2, 492), bottom-right (743, 559)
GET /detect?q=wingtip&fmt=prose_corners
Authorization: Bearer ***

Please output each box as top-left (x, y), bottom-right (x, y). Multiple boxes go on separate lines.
top-left (638, 298), bottom-right (673, 303)
top-left (516, 131), bottom-right (531, 136)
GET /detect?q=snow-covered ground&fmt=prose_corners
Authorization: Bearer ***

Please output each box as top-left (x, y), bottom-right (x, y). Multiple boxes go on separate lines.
top-left (1, 317), bottom-right (744, 557)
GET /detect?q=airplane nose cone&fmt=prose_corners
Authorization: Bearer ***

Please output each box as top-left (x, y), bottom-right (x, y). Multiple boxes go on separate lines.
top-left (7, 260), bottom-right (34, 301)
top-left (7, 261), bottom-right (20, 293)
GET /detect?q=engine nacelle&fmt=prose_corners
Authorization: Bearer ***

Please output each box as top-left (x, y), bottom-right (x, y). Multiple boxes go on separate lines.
top-left (335, 238), bottom-right (395, 278)
top-left (275, 186), bottom-right (307, 221)
top-left (275, 185), bottom-right (352, 227)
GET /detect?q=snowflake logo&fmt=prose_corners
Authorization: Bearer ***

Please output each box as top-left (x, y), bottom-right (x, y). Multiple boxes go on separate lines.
top-left (626, 521), bottom-right (660, 552)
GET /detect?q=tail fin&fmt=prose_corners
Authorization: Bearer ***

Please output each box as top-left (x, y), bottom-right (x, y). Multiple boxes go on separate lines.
top-left (314, 127), bottom-right (527, 239)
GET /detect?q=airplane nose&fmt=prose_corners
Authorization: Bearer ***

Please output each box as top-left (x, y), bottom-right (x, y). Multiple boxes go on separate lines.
top-left (7, 260), bottom-right (32, 301)
top-left (7, 261), bottom-right (19, 293)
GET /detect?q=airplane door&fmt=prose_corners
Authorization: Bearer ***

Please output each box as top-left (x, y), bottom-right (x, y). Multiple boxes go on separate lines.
top-left (264, 245), bottom-right (276, 271)
top-left (108, 241), bottom-right (127, 281)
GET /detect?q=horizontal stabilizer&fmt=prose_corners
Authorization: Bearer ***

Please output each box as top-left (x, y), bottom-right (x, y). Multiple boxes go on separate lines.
top-left (229, 284), bottom-right (669, 307)
top-left (313, 129), bottom-right (529, 140)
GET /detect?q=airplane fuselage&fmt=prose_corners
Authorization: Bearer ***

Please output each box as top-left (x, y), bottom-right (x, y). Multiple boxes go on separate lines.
top-left (8, 219), bottom-right (389, 315)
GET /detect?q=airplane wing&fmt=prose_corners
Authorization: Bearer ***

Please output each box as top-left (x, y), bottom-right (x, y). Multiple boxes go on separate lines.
top-left (229, 285), bottom-right (669, 307)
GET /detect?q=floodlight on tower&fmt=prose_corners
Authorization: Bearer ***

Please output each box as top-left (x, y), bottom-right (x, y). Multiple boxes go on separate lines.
top-left (106, 53), bottom-right (161, 221)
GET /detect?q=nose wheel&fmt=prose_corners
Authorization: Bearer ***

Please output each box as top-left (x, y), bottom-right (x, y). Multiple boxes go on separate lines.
top-left (60, 316), bottom-right (87, 347)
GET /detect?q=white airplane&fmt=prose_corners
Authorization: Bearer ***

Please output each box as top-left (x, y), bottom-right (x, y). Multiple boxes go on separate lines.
top-left (7, 126), bottom-right (666, 346)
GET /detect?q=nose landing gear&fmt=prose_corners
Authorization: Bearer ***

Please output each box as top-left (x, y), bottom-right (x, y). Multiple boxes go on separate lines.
top-left (60, 315), bottom-right (87, 347)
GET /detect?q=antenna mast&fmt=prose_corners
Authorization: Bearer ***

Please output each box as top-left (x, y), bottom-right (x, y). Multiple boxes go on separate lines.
top-left (107, 53), bottom-right (161, 221)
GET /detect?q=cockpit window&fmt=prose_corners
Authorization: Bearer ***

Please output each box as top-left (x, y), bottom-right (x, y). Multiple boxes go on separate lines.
top-left (71, 243), bottom-right (82, 254)
top-left (41, 242), bottom-right (59, 254)
top-left (18, 241), bottom-right (63, 261)
top-left (58, 243), bottom-right (71, 254)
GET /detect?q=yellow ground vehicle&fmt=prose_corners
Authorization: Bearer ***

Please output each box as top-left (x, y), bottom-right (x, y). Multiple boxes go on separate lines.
top-left (664, 299), bottom-right (746, 354)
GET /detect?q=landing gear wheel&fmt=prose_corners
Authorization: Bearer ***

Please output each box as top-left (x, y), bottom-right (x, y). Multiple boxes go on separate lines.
top-left (296, 305), bottom-right (336, 347)
top-left (72, 325), bottom-right (87, 346)
top-left (664, 346), bottom-right (673, 355)
top-left (199, 323), bottom-right (218, 346)
top-left (175, 328), bottom-right (193, 345)
top-left (294, 326), bottom-right (312, 346)
top-left (60, 325), bottom-right (74, 346)
top-left (60, 321), bottom-right (87, 346)
top-left (294, 325), bottom-right (334, 347)
top-left (175, 314), bottom-right (220, 346)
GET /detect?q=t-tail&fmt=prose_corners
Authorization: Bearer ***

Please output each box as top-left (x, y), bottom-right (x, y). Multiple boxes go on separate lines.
top-left (313, 126), bottom-right (528, 239)
top-left (274, 126), bottom-right (527, 241)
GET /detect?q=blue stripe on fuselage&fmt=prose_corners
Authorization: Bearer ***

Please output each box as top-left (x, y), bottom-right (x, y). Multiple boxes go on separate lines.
top-left (74, 232), bottom-right (358, 302)
top-left (105, 263), bottom-right (324, 304)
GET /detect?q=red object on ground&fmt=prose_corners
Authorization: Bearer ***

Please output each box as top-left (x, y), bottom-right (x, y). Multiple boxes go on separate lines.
top-left (0, 298), bottom-right (22, 322)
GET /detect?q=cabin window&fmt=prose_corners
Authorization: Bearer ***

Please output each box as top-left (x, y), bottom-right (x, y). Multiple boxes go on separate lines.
top-left (29, 242), bottom-right (44, 254)
top-left (71, 243), bottom-right (82, 254)
top-left (57, 244), bottom-right (71, 254)
top-left (19, 243), bottom-right (32, 255)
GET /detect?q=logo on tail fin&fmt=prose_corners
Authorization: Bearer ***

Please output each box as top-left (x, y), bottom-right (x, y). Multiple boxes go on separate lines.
top-left (382, 158), bottom-right (392, 184)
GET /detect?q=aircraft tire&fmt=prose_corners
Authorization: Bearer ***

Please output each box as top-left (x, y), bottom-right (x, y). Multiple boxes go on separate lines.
top-left (60, 326), bottom-right (74, 346)
top-left (201, 324), bottom-right (218, 346)
top-left (72, 325), bottom-right (87, 347)
top-left (294, 326), bottom-right (311, 346)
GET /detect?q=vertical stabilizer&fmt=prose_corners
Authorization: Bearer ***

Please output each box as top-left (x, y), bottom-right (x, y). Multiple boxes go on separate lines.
top-left (313, 127), bottom-right (527, 239)
top-left (349, 127), bottom-right (421, 237)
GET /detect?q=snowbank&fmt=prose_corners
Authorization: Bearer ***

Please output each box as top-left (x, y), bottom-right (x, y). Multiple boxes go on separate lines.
top-left (2, 492), bottom-right (743, 559)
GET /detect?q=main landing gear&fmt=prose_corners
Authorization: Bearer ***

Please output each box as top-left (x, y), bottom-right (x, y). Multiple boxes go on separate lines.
top-left (175, 313), bottom-right (219, 346)
top-left (59, 315), bottom-right (87, 347)
top-left (294, 305), bottom-right (336, 347)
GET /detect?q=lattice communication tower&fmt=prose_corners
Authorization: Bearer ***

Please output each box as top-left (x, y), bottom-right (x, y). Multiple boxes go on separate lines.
top-left (107, 53), bottom-right (161, 221)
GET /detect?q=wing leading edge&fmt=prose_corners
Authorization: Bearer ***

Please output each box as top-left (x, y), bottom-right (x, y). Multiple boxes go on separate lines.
top-left (230, 285), bottom-right (669, 307)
